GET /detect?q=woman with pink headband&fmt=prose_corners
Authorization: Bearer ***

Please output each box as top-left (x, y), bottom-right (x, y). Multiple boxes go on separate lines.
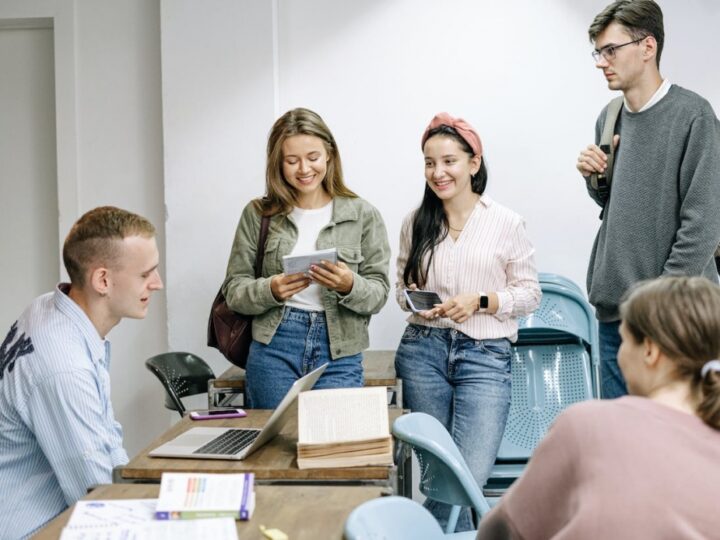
top-left (395, 112), bottom-right (541, 532)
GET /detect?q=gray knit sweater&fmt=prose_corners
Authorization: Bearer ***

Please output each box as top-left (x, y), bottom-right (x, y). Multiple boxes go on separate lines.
top-left (585, 85), bottom-right (720, 321)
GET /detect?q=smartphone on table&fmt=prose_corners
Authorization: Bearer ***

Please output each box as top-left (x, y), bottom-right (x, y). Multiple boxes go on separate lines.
top-left (404, 289), bottom-right (442, 313)
top-left (189, 408), bottom-right (247, 420)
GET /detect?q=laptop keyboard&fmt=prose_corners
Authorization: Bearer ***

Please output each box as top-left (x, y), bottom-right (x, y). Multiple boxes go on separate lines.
top-left (193, 429), bottom-right (260, 456)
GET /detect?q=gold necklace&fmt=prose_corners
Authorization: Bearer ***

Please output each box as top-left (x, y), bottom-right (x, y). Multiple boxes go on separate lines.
top-left (448, 210), bottom-right (471, 232)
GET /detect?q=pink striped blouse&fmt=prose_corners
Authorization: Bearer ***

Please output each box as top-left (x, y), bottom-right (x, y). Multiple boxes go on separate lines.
top-left (395, 195), bottom-right (541, 342)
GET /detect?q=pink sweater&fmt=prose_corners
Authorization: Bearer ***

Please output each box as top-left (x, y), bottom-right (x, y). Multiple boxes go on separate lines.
top-left (490, 396), bottom-right (720, 539)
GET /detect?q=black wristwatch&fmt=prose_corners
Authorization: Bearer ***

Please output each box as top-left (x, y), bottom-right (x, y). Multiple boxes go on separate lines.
top-left (478, 293), bottom-right (489, 310)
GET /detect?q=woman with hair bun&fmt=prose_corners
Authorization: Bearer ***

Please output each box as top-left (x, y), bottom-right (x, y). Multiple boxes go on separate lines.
top-left (477, 275), bottom-right (720, 539)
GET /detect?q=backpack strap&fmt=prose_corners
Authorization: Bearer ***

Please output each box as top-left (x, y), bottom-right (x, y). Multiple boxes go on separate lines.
top-left (254, 215), bottom-right (271, 279)
top-left (590, 95), bottom-right (624, 202)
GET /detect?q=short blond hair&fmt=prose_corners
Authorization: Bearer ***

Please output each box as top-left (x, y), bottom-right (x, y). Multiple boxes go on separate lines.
top-left (620, 276), bottom-right (720, 430)
top-left (62, 206), bottom-right (155, 286)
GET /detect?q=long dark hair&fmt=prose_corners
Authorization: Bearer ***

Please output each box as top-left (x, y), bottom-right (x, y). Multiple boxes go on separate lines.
top-left (402, 125), bottom-right (488, 288)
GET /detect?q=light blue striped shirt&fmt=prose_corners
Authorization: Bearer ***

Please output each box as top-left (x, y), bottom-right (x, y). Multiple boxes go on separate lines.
top-left (0, 284), bottom-right (128, 539)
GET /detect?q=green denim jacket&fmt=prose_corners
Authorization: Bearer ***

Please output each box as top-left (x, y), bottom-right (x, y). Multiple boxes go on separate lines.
top-left (222, 196), bottom-right (391, 359)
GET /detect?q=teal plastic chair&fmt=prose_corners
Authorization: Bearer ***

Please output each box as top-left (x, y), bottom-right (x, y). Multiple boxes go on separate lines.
top-left (487, 275), bottom-right (599, 497)
top-left (145, 352), bottom-right (215, 417)
top-left (517, 281), bottom-right (598, 356)
top-left (537, 271), bottom-right (584, 296)
top-left (344, 496), bottom-right (476, 540)
top-left (392, 413), bottom-right (491, 534)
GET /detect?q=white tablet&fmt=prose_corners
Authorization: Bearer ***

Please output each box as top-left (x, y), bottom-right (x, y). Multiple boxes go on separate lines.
top-left (282, 247), bottom-right (338, 275)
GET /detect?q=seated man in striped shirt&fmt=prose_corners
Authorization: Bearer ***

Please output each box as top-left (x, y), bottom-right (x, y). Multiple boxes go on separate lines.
top-left (0, 206), bottom-right (163, 539)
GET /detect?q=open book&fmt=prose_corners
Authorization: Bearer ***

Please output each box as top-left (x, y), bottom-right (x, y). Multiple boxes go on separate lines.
top-left (297, 386), bottom-right (393, 469)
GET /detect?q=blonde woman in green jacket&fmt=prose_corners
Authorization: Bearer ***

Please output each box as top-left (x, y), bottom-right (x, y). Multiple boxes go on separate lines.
top-left (222, 108), bottom-right (391, 408)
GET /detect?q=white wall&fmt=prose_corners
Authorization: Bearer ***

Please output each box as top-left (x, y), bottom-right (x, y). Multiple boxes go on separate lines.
top-left (162, 0), bottom-right (720, 376)
top-left (0, 23), bottom-right (58, 333)
top-left (160, 0), bottom-right (275, 377)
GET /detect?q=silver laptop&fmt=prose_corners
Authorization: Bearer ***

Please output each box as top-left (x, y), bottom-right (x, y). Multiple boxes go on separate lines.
top-left (149, 363), bottom-right (327, 460)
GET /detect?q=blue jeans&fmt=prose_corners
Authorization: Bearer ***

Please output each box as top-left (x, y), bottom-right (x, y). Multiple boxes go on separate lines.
top-left (599, 320), bottom-right (627, 399)
top-left (395, 324), bottom-right (512, 532)
top-left (245, 307), bottom-right (363, 408)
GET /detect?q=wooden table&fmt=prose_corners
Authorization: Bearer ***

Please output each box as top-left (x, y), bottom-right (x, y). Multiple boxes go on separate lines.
top-left (208, 350), bottom-right (402, 408)
top-left (32, 483), bottom-right (386, 539)
top-left (114, 409), bottom-right (412, 497)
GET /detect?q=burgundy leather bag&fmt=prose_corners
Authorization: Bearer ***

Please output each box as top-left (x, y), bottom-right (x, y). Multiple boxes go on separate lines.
top-left (207, 215), bottom-right (270, 368)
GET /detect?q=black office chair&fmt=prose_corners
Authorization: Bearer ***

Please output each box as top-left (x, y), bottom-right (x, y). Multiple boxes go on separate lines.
top-left (145, 352), bottom-right (215, 417)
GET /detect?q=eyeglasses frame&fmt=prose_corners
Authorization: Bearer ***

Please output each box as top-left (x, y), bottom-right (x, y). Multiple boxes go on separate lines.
top-left (592, 36), bottom-right (648, 62)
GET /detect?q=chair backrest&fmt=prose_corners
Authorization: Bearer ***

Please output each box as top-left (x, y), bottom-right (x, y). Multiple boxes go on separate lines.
top-left (538, 272), bottom-right (584, 295)
top-left (145, 352), bottom-right (215, 416)
top-left (518, 282), bottom-right (595, 345)
top-left (391, 413), bottom-right (491, 518)
top-left (496, 340), bottom-right (593, 461)
top-left (344, 496), bottom-right (445, 540)
top-left (489, 275), bottom-right (598, 491)
top-left (518, 277), bottom-right (600, 399)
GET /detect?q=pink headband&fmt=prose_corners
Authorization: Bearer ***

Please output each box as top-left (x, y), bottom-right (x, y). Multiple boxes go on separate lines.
top-left (421, 112), bottom-right (483, 157)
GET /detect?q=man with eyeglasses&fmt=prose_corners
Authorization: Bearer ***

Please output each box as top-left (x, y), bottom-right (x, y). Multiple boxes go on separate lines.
top-left (576, 0), bottom-right (720, 399)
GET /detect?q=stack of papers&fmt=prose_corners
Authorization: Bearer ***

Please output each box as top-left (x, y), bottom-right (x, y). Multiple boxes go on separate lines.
top-left (155, 472), bottom-right (255, 521)
top-left (64, 499), bottom-right (156, 527)
top-left (59, 499), bottom-right (237, 540)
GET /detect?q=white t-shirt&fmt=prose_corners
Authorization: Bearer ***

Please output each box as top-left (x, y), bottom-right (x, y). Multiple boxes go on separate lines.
top-left (286, 201), bottom-right (333, 312)
top-left (626, 78), bottom-right (671, 112)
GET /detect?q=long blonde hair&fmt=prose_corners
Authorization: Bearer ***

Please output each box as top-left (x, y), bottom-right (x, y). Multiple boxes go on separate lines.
top-left (256, 108), bottom-right (357, 216)
top-left (619, 276), bottom-right (720, 429)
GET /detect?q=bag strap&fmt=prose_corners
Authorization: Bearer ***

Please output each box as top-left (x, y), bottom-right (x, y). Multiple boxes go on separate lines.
top-left (254, 214), bottom-right (271, 279)
top-left (590, 95), bottom-right (624, 201)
